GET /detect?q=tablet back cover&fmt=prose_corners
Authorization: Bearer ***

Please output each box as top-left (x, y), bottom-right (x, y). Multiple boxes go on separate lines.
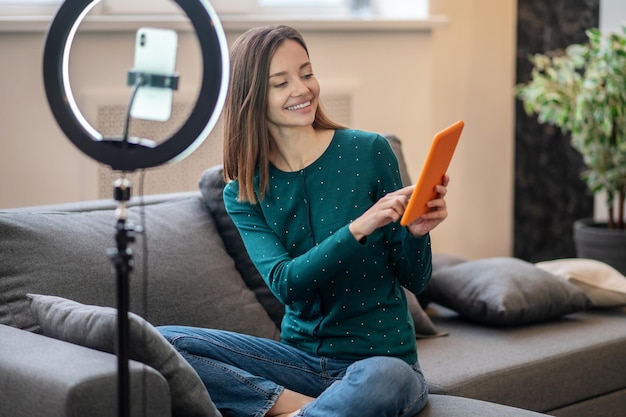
top-left (400, 120), bottom-right (464, 226)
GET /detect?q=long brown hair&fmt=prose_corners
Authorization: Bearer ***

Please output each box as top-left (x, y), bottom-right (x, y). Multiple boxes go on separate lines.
top-left (223, 24), bottom-right (345, 203)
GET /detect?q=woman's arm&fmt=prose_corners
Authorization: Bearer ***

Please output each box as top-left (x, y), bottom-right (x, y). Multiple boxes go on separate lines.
top-left (224, 181), bottom-right (363, 305)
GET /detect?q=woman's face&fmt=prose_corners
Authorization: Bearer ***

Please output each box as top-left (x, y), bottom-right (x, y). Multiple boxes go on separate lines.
top-left (266, 39), bottom-right (320, 131)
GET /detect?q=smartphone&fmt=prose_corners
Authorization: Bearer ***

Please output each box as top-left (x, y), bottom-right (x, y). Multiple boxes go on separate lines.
top-left (130, 27), bottom-right (178, 122)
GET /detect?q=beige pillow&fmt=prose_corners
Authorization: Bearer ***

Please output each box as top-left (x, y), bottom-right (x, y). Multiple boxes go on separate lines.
top-left (536, 258), bottom-right (626, 308)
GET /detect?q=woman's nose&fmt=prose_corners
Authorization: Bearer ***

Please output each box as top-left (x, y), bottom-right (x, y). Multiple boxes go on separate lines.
top-left (291, 78), bottom-right (309, 96)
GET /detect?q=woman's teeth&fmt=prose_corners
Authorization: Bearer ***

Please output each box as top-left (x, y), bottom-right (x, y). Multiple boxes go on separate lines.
top-left (287, 101), bottom-right (311, 111)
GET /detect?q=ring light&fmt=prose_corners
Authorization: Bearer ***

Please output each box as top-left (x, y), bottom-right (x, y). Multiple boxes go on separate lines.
top-left (43, 0), bottom-right (229, 172)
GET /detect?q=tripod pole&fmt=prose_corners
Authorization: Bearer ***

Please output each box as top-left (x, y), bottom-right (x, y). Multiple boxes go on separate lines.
top-left (108, 177), bottom-right (135, 417)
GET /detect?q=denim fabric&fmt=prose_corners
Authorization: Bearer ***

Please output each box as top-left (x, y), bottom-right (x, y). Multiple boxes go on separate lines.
top-left (158, 326), bottom-right (428, 417)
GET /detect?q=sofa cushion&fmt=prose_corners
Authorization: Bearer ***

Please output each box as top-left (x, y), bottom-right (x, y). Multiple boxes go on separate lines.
top-left (432, 253), bottom-right (468, 269)
top-left (0, 196), bottom-right (279, 341)
top-left (418, 305), bottom-right (626, 412)
top-left (381, 134), bottom-right (412, 188)
top-left (427, 257), bottom-right (590, 325)
top-left (199, 165), bottom-right (443, 339)
top-left (199, 165), bottom-right (285, 328)
top-left (0, 324), bottom-right (171, 417)
top-left (536, 258), bottom-right (626, 308)
top-left (419, 253), bottom-right (468, 308)
top-left (416, 394), bottom-right (550, 417)
top-left (28, 293), bottom-right (220, 417)
top-left (405, 289), bottom-right (447, 338)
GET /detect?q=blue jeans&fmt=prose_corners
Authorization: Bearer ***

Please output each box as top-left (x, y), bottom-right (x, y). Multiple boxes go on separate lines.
top-left (158, 326), bottom-right (428, 417)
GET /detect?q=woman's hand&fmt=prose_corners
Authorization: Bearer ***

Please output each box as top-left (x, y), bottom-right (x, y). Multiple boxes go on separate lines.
top-left (406, 175), bottom-right (449, 237)
top-left (349, 176), bottom-right (450, 242)
top-left (349, 185), bottom-right (414, 242)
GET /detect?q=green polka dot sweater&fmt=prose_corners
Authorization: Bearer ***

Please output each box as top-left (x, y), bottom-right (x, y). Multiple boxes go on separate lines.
top-left (224, 129), bottom-right (432, 364)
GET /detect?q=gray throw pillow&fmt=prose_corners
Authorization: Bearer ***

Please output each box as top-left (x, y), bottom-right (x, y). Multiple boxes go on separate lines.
top-left (427, 257), bottom-right (590, 325)
top-left (382, 134), bottom-right (412, 187)
top-left (199, 165), bottom-right (285, 328)
top-left (28, 293), bottom-right (220, 417)
top-left (419, 253), bottom-right (468, 308)
top-left (404, 288), bottom-right (448, 338)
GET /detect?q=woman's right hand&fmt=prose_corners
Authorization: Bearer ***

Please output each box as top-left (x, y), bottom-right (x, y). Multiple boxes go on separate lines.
top-left (348, 185), bottom-right (415, 242)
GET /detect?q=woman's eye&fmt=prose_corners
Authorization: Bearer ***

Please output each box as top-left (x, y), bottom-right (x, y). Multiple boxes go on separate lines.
top-left (302, 73), bottom-right (314, 79)
top-left (273, 81), bottom-right (287, 88)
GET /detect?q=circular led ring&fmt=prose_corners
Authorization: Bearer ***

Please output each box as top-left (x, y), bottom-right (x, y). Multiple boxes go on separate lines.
top-left (43, 0), bottom-right (229, 171)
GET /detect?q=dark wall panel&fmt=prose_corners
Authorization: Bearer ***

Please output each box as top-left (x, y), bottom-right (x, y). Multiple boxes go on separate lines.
top-left (514, 0), bottom-right (598, 262)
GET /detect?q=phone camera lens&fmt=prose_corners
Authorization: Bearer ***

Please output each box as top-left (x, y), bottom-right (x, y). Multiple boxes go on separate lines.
top-left (140, 33), bottom-right (146, 47)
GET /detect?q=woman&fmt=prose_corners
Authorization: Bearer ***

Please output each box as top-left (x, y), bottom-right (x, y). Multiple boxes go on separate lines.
top-left (160, 24), bottom-right (449, 417)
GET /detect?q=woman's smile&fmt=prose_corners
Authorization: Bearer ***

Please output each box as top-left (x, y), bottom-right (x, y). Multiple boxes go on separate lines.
top-left (286, 101), bottom-right (312, 111)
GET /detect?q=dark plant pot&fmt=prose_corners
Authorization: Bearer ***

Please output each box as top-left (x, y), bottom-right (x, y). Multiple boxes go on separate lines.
top-left (573, 218), bottom-right (626, 275)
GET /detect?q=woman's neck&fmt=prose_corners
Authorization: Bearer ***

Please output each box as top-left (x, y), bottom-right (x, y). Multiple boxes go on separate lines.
top-left (269, 127), bottom-right (334, 172)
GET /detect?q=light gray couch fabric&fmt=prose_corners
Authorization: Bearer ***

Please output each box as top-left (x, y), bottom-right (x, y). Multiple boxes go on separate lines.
top-left (550, 389), bottom-right (626, 417)
top-left (418, 304), bottom-right (626, 414)
top-left (0, 195), bottom-right (279, 340)
top-left (28, 294), bottom-right (221, 417)
top-left (420, 395), bottom-right (550, 417)
top-left (0, 324), bottom-right (170, 417)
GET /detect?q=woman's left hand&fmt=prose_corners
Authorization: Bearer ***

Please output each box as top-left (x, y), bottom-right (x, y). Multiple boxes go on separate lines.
top-left (406, 175), bottom-right (449, 237)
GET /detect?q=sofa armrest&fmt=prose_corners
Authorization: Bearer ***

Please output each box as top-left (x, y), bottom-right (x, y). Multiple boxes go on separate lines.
top-left (0, 325), bottom-right (171, 417)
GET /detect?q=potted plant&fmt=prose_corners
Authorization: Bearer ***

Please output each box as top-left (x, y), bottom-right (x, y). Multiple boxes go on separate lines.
top-left (516, 26), bottom-right (626, 274)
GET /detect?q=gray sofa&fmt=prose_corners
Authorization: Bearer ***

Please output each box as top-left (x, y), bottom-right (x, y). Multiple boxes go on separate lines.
top-left (1, 136), bottom-right (624, 417)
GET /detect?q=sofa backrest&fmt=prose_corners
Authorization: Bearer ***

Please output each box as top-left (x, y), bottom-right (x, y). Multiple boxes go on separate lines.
top-left (0, 192), bottom-right (279, 340)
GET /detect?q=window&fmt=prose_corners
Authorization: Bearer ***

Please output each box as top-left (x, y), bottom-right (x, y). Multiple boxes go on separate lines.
top-left (258, 0), bottom-right (348, 16)
top-left (0, 0), bottom-right (59, 2)
top-left (0, 0), bottom-right (62, 15)
top-left (101, 0), bottom-right (344, 15)
top-left (260, 0), bottom-right (429, 18)
top-left (0, 0), bottom-right (429, 19)
top-left (260, 0), bottom-right (343, 5)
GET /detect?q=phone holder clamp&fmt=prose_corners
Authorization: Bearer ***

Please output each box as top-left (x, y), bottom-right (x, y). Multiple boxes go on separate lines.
top-left (127, 69), bottom-right (180, 90)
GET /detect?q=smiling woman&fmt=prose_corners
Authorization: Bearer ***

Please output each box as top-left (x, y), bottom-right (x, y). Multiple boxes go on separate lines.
top-left (156, 24), bottom-right (449, 417)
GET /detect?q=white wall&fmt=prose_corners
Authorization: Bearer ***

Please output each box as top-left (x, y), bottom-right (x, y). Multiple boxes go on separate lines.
top-left (428, 0), bottom-right (517, 258)
top-left (600, 0), bottom-right (626, 33)
top-left (0, 0), bottom-right (517, 260)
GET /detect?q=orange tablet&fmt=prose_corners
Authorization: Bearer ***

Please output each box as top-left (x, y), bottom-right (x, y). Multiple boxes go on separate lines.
top-left (400, 120), bottom-right (464, 226)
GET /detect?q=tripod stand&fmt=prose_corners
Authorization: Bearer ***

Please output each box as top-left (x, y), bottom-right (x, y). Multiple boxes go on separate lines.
top-left (107, 177), bottom-right (138, 417)
top-left (42, 3), bottom-right (229, 416)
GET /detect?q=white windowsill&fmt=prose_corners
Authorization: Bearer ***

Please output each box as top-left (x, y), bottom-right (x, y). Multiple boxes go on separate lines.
top-left (0, 13), bottom-right (448, 33)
